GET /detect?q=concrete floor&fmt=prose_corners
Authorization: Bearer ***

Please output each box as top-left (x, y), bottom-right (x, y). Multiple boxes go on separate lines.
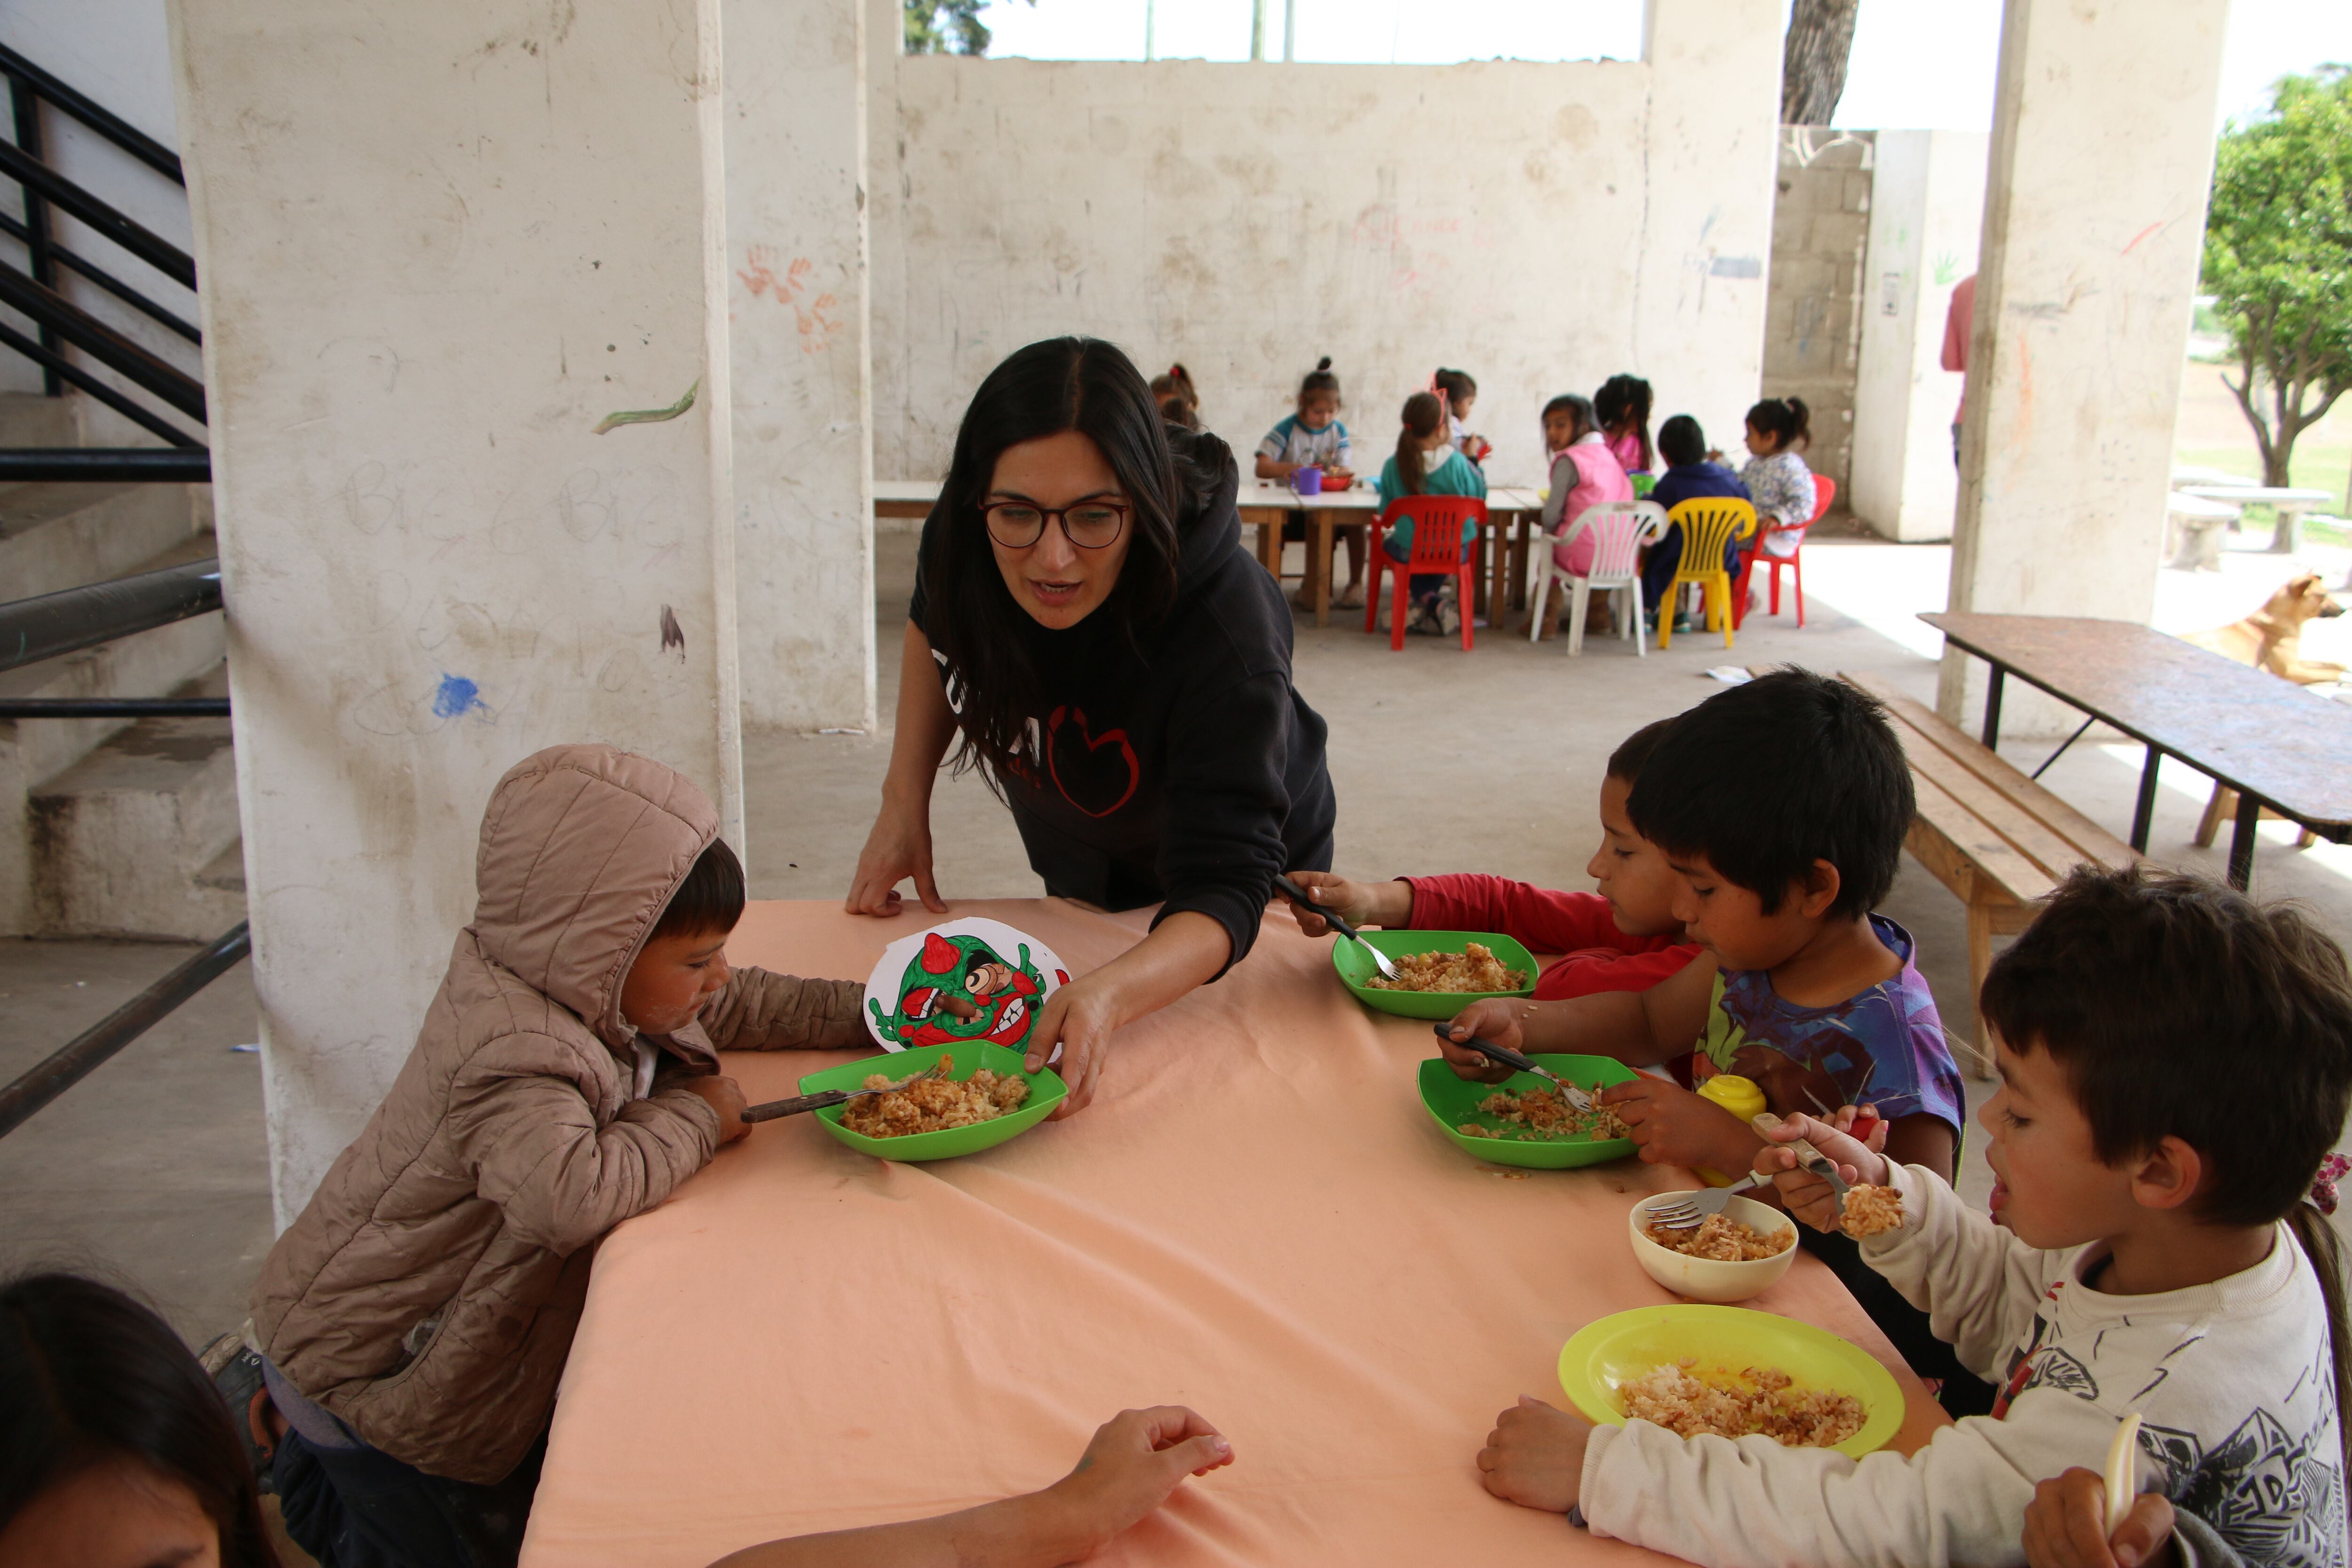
top-left (10, 524), bottom-right (2352, 1345)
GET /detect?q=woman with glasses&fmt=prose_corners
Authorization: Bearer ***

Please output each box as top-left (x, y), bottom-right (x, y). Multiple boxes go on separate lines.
top-left (846, 337), bottom-right (1336, 1117)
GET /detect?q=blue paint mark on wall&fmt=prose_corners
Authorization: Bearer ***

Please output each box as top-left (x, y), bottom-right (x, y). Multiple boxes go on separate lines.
top-left (432, 673), bottom-right (486, 720)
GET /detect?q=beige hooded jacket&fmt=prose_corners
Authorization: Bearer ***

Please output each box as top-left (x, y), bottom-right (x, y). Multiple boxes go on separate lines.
top-left (251, 745), bottom-right (863, 1484)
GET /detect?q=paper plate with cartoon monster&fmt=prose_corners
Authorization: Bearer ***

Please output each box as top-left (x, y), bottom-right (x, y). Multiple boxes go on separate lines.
top-left (863, 918), bottom-right (1071, 1056)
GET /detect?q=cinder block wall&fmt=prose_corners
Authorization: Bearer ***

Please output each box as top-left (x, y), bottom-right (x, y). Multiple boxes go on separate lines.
top-left (1762, 128), bottom-right (1872, 508)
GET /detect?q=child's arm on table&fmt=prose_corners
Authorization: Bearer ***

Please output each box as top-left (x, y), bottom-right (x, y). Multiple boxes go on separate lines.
top-left (1438, 955), bottom-right (1716, 1076)
top-left (1279, 869), bottom-right (1413, 935)
top-left (707, 1408), bottom-right (1232, 1568)
top-left (698, 970), bottom-right (867, 1051)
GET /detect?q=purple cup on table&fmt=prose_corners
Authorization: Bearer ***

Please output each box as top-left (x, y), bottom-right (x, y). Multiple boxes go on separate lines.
top-left (1292, 466), bottom-right (1324, 497)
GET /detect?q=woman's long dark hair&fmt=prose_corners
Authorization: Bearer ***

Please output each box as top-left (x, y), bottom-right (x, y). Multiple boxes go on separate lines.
top-left (1, 1273), bottom-right (281, 1568)
top-left (1393, 391), bottom-right (1445, 496)
top-left (923, 336), bottom-right (1211, 784)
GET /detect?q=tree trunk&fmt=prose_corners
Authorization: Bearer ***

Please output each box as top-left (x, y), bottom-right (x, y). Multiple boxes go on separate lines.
top-left (1781, 0), bottom-right (1862, 125)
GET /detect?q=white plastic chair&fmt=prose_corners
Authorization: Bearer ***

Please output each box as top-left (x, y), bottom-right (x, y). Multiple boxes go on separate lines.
top-left (1526, 500), bottom-right (1668, 655)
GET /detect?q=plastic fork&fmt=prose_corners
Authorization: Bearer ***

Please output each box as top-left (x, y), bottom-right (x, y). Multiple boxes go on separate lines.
top-left (1430, 1022), bottom-right (1595, 1113)
top-left (1273, 874), bottom-right (1400, 983)
top-left (1645, 1172), bottom-right (1772, 1231)
top-left (739, 1061), bottom-right (946, 1124)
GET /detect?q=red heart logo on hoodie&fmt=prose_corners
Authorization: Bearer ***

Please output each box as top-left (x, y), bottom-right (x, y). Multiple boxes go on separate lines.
top-left (1046, 705), bottom-right (1140, 819)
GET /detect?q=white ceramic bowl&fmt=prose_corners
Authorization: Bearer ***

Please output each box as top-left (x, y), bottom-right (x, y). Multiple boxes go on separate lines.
top-left (1627, 1191), bottom-right (1800, 1303)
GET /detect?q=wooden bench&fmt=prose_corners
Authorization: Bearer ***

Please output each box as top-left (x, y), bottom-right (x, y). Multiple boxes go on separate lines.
top-left (1838, 670), bottom-right (2140, 1077)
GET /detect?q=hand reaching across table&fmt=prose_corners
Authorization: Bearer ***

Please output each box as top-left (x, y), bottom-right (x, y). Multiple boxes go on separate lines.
top-left (1277, 868), bottom-right (1410, 938)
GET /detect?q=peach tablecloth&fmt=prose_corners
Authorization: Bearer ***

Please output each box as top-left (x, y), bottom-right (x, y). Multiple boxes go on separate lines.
top-left (520, 899), bottom-right (1946, 1567)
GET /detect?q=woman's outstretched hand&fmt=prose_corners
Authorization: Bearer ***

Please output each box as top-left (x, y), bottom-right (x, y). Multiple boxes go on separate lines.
top-left (1027, 978), bottom-right (1114, 1118)
top-left (846, 797), bottom-right (947, 917)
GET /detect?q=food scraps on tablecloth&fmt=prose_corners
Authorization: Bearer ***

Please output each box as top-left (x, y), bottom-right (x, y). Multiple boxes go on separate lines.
top-left (1840, 1184), bottom-right (1905, 1238)
top-left (1643, 1212), bottom-right (1794, 1261)
top-left (1620, 1361), bottom-right (1865, 1448)
top-left (839, 1055), bottom-right (1030, 1138)
top-left (1365, 943), bottom-right (1527, 993)
top-left (1456, 1086), bottom-right (1629, 1141)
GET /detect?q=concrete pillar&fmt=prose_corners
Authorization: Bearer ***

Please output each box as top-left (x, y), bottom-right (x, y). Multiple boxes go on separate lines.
top-left (1850, 130), bottom-right (1987, 544)
top-left (724, 0), bottom-right (876, 733)
top-left (1937, 0), bottom-right (2227, 734)
top-left (168, 0), bottom-right (742, 1219)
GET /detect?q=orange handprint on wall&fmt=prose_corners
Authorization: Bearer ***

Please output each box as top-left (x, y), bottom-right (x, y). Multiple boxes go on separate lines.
top-left (738, 245), bottom-right (837, 354)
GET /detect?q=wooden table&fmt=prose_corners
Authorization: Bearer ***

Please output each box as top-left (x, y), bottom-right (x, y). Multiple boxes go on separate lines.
top-left (1924, 612), bottom-right (2352, 889)
top-left (519, 899), bottom-right (1946, 1568)
top-left (873, 478), bottom-right (937, 521)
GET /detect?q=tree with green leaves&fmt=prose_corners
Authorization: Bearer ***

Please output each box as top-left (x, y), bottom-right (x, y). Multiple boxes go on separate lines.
top-left (905, 0), bottom-right (1031, 56)
top-left (2201, 65), bottom-right (2352, 489)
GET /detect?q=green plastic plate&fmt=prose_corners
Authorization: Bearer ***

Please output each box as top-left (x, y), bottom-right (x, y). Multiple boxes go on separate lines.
top-left (1332, 929), bottom-right (1540, 1019)
top-left (797, 1042), bottom-right (1065, 1162)
top-left (1558, 1304), bottom-right (1906, 1459)
top-left (1418, 1054), bottom-right (1638, 1169)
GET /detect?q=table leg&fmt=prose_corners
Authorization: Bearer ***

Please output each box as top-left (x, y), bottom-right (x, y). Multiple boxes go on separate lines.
top-left (1508, 516), bottom-right (1531, 616)
top-left (1980, 666), bottom-right (2005, 748)
top-left (2270, 504), bottom-right (2307, 555)
top-left (1312, 513), bottom-right (1334, 628)
top-left (2226, 788), bottom-right (2262, 890)
top-left (1487, 522), bottom-right (1507, 626)
top-left (2130, 748), bottom-right (2162, 852)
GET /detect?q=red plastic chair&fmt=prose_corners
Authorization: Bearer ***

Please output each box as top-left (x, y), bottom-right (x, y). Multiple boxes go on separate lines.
top-left (1364, 493), bottom-right (1485, 650)
top-left (1733, 473), bottom-right (1832, 629)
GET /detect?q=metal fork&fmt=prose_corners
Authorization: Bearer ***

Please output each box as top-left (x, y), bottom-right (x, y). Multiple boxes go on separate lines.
top-left (740, 1061), bottom-right (947, 1124)
top-left (1430, 1023), bottom-right (1595, 1113)
top-left (1273, 874), bottom-right (1400, 983)
top-left (1645, 1172), bottom-right (1772, 1231)
top-left (1753, 1110), bottom-right (1853, 1217)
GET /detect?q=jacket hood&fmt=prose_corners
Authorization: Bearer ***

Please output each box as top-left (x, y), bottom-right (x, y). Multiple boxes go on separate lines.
top-left (1168, 430), bottom-right (1242, 605)
top-left (469, 744), bottom-right (717, 1051)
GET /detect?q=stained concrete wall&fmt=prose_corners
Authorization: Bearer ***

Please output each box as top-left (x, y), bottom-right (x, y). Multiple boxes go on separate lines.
top-left (170, 0), bottom-right (744, 1219)
top-left (723, 0), bottom-right (876, 735)
top-left (1762, 128), bottom-right (1871, 503)
top-left (1849, 129), bottom-right (1986, 545)
top-left (865, 0), bottom-right (1783, 490)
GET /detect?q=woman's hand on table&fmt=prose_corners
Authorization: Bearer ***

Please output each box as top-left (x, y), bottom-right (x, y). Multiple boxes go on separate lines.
top-left (2023, 1468), bottom-right (2181, 1568)
top-left (846, 796), bottom-right (948, 917)
top-left (1596, 1079), bottom-right (1758, 1173)
top-left (1279, 869), bottom-right (1409, 937)
top-left (1027, 979), bottom-right (1114, 1118)
top-left (1477, 1396), bottom-right (1591, 1514)
top-left (1023, 912), bottom-right (1230, 1120)
top-left (1754, 1111), bottom-right (1891, 1232)
top-left (682, 1075), bottom-right (750, 1144)
top-left (1436, 1002), bottom-right (1525, 1083)
top-left (1042, 1407), bottom-right (1234, 1556)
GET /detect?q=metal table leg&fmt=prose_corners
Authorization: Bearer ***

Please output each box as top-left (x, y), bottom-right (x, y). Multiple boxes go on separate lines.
top-left (2130, 748), bottom-right (2162, 852)
top-left (1980, 666), bottom-right (2005, 748)
top-left (2226, 788), bottom-right (2262, 890)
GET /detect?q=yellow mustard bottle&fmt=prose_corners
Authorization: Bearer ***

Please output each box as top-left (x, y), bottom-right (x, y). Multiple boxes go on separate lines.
top-left (1693, 1073), bottom-right (1767, 1187)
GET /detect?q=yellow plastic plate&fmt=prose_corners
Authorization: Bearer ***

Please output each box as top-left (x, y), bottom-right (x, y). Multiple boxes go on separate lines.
top-left (1557, 1304), bottom-right (1906, 1460)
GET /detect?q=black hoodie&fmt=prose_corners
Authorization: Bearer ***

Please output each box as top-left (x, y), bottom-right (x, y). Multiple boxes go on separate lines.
top-left (909, 434), bottom-right (1335, 973)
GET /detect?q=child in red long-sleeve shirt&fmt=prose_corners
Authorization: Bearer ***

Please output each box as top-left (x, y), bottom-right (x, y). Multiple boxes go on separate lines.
top-left (1287, 720), bottom-right (1697, 998)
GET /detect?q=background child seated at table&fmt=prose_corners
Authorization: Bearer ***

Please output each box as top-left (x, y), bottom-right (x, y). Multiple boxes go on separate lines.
top-left (708, 1407), bottom-right (1233, 1568)
top-left (1595, 373), bottom-right (1655, 476)
top-left (234, 743), bottom-right (866, 1568)
top-left (1477, 864), bottom-right (2352, 1568)
top-left (1375, 390), bottom-right (1486, 638)
top-left (1640, 414), bottom-right (1753, 632)
top-left (1738, 396), bottom-right (1819, 579)
top-left (1434, 366), bottom-right (1492, 465)
top-left (1149, 362), bottom-right (1200, 430)
top-left (1285, 717), bottom-right (1699, 999)
top-left (1436, 669), bottom-right (1982, 1412)
top-left (1535, 393), bottom-right (1633, 604)
top-left (1255, 356), bottom-right (1365, 610)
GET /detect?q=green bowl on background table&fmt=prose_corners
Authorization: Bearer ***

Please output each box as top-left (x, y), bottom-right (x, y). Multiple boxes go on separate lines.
top-left (797, 1042), bottom-right (1064, 1162)
top-left (1557, 1304), bottom-right (1906, 1459)
top-left (1417, 1054), bottom-right (1637, 1169)
top-left (1332, 929), bottom-right (1540, 1019)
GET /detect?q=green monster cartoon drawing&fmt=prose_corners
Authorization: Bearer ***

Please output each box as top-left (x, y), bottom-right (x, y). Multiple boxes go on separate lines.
top-left (867, 930), bottom-right (1064, 1052)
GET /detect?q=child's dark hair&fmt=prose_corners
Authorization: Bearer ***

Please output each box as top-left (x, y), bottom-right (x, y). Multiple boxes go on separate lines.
top-left (1626, 668), bottom-right (1910, 918)
top-left (1746, 396), bottom-right (1811, 453)
top-left (1542, 393), bottom-right (1596, 443)
top-left (1298, 356), bottom-right (1340, 403)
top-left (1657, 414), bottom-right (1707, 469)
top-left (1433, 368), bottom-right (1477, 409)
top-left (1149, 363), bottom-right (1200, 429)
top-left (1605, 717), bottom-right (1678, 784)
top-left (652, 836), bottom-right (745, 940)
top-left (1392, 391), bottom-right (1445, 496)
top-left (1594, 374), bottom-right (1654, 470)
top-left (1, 1273), bottom-right (283, 1568)
top-left (1981, 864), bottom-right (2352, 1481)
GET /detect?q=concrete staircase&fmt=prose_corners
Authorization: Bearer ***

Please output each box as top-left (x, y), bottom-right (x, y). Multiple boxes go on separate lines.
top-left (0, 393), bottom-right (240, 939)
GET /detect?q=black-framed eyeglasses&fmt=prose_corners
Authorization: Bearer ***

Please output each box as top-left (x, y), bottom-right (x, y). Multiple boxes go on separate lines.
top-left (982, 498), bottom-right (1130, 550)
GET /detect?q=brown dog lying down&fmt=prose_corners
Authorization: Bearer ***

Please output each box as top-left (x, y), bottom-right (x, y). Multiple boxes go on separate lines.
top-left (2183, 571), bottom-right (2345, 848)
top-left (2182, 571), bottom-right (2347, 684)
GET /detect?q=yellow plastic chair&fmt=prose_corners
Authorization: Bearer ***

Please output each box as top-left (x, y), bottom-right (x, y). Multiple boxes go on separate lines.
top-left (1655, 498), bottom-right (1758, 650)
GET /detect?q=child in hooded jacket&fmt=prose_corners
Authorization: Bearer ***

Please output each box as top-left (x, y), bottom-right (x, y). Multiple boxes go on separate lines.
top-left (242, 743), bottom-right (865, 1568)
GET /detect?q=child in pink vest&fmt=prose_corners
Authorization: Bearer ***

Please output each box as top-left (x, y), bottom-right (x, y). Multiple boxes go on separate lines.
top-left (1541, 394), bottom-right (1634, 576)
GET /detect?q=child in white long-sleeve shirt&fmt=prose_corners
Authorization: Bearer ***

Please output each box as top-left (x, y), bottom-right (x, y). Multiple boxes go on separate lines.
top-left (1478, 864), bottom-right (2352, 1568)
